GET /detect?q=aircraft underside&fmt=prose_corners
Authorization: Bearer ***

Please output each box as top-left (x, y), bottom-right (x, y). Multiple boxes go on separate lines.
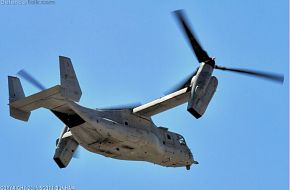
top-left (68, 114), bottom-right (191, 168)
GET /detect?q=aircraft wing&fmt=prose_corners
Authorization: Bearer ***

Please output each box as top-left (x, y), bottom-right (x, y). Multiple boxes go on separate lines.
top-left (133, 87), bottom-right (191, 117)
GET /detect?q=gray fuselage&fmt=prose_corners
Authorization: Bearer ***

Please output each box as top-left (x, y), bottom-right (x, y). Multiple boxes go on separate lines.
top-left (68, 103), bottom-right (194, 168)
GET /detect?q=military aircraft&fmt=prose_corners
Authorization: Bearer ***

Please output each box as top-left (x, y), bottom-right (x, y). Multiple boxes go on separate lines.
top-left (8, 10), bottom-right (283, 170)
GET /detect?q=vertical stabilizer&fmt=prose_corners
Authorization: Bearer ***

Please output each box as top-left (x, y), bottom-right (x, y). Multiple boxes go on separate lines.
top-left (8, 76), bottom-right (31, 121)
top-left (59, 56), bottom-right (82, 102)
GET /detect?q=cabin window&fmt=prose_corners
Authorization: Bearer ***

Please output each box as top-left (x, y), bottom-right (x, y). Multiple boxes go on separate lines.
top-left (125, 121), bottom-right (128, 126)
top-left (167, 134), bottom-right (171, 140)
top-left (177, 135), bottom-right (186, 145)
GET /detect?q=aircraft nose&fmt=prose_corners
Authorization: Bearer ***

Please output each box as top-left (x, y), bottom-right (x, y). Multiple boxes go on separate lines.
top-left (187, 150), bottom-right (198, 165)
top-left (185, 150), bottom-right (196, 170)
top-left (186, 150), bottom-right (193, 163)
top-left (188, 149), bottom-right (193, 159)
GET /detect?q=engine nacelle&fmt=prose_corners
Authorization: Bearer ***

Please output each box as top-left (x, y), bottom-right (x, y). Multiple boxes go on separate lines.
top-left (187, 76), bottom-right (218, 118)
top-left (53, 134), bottom-right (78, 168)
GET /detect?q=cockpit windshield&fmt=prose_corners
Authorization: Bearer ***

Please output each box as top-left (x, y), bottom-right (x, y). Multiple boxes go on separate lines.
top-left (177, 135), bottom-right (186, 145)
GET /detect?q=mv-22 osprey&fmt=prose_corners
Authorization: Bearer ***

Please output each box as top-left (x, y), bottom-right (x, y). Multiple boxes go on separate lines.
top-left (8, 10), bottom-right (283, 170)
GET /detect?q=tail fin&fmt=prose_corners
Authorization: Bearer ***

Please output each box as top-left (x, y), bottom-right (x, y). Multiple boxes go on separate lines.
top-left (59, 56), bottom-right (82, 102)
top-left (8, 76), bottom-right (31, 121)
top-left (8, 56), bottom-right (82, 122)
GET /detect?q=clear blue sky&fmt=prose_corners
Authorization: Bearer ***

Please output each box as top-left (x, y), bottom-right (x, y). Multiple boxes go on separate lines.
top-left (0, 1), bottom-right (288, 190)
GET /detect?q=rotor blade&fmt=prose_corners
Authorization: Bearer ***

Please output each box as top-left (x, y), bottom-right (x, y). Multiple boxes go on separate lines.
top-left (98, 102), bottom-right (142, 110)
top-left (215, 65), bottom-right (284, 83)
top-left (17, 69), bottom-right (46, 90)
top-left (173, 9), bottom-right (210, 63)
top-left (164, 69), bottom-right (198, 95)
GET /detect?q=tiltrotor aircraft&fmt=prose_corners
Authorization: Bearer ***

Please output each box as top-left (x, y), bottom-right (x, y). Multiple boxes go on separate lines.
top-left (8, 10), bottom-right (283, 170)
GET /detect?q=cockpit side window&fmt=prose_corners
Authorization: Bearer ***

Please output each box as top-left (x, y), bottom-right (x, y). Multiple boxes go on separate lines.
top-left (177, 135), bottom-right (186, 145)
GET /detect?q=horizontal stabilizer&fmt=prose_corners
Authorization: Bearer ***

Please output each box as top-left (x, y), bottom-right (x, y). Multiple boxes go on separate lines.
top-left (9, 85), bottom-right (65, 112)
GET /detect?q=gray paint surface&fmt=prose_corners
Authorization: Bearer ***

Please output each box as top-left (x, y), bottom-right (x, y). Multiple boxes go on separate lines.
top-left (8, 56), bottom-right (207, 169)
